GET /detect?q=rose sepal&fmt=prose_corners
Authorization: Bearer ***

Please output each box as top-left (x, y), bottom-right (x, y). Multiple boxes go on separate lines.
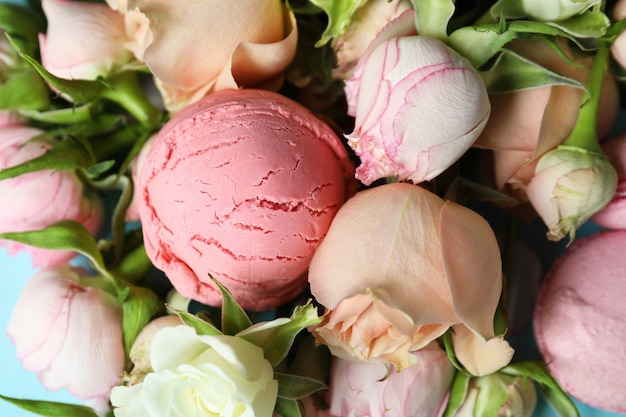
top-left (501, 361), bottom-right (580, 417)
top-left (306, 0), bottom-right (368, 46)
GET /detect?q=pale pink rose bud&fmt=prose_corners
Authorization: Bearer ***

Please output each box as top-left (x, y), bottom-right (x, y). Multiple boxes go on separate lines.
top-left (0, 126), bottom-right (102, 266)
top-left (116, 0), bottom-right (298, 112)
top-left (454, 373), bottom-right (537, 417)
top-left (6, 267), bottom-right (125, 413)
top-left (345, 34), bottom-right (490, 185)
top-left (39, 0), bottom-right (134, 80)
top-left (326, 343), bottom-right (454, 417)
top-left (526, 145), bottom-right (618, 242)
top-left (331, 0), bottom-right (413, 80)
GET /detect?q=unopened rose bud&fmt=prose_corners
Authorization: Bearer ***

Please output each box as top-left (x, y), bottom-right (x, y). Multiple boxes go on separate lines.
top-left (454, 372), bottom-right (537, 417)
top-left (521, 0), bottom-right (601, 21)
top-left (526, 145), bottom-right (618, 242)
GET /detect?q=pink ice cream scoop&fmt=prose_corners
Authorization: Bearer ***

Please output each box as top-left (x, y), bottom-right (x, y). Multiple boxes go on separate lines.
top-left (591, 133), bottom-right (626, 229)
top-left (138, 89), bottom-right (356, 311)
top-left (533, 230), bottom-right (626, 413)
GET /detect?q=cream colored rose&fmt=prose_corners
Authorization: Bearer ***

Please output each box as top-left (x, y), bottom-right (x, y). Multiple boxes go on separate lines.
top-left (111, 325), bottom-right (278, 417)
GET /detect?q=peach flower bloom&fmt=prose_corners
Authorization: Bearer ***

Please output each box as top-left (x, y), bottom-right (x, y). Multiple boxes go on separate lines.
top-left (108, 0), bottom-right (298, 112)
top-left (309, 183), bottom-right (514, 376)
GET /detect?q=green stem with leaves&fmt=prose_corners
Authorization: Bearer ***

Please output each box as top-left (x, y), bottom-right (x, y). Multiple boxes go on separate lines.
top-left (100, 72), bottom-right (162, 129)
top-left (562, 43), bottom-right (609, 153)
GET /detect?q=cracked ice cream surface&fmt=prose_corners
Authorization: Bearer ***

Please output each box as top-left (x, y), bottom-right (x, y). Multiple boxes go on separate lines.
top-left (139, 89), bottom-right (356, 310)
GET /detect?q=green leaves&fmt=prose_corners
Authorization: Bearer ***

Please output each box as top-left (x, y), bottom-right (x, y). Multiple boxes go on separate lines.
top-left (481, 49), bottom-right (585, 93)
top-left (502, 361), bottom-right (580, 417)
top-left (307, 0), bottom-right (367, 46)
top-left (410, 0), bottom-right (455, 41)
top-left (120, 284), bottom-right (160, 357)
top-left (0, 395), bottom-right (98, 417)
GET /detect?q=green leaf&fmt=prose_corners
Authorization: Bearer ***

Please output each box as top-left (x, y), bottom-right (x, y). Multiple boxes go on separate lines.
top-left (4, 32), bottom-right (105, 105)
top-left (481, 49), bottom-right (585, 93)
top-left (501, 361), bottom-right (580, 417)
top-left (274, 397), bottom-right (302, 417)
top-left (168, 305), bottom-right (222, 336)
top-left (441, 329), bottom-right (470, 375)
top-left (449, 25), bottom-right (517, 69)
top-left (210, 275), bottom-right (252, 335)
top-left (275, 373), bottom-right (327, 400)
top-left (546, 11), bottom-right (610, 39)
top-left (410, 0), bottom-right (455, 40)
top-left (488, 0), bottom-right (526, 20)
top-left (0, 394), bottom-right (98, 417)
top-left (0, 136), bottom-right (95, 181)
top-left (308, 0), bottom-right (368, 46)
top-left (121, 284), bottom-right (160, 356)
top-left (237, 301), bottom-right (322, 366)
top-left (442, 371), bottom-right (471, 417)
top-left (19, 103), bottom-right (96, 124)
top-left (0, 67), bottom-right (49, 111)
top-left (0, 220), bottom-right (106, 273)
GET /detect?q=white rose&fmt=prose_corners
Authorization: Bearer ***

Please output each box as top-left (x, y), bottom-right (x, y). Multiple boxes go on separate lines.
top-left (522, 0), bottom-right (601, 21)
top-left (110, 325), bottom-right (278, 417)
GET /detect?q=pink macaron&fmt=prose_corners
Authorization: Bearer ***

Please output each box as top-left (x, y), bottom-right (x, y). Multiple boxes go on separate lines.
top-left (534, 230), bottom-right (626, 413)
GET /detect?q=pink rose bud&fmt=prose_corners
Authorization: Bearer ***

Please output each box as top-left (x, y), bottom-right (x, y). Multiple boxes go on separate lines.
top-left (6, 267), bottom-right (125, 413)
top-left (453, 373), bottom-right (537, 417)
top-left (39, 0), bottom-right (134, 80)
top-left (326, 343), bottom-right (454, 417)
top-left (112, 0), bottom-right (298, 112)
top-left (0, 126), bottom-right (102, 266)
top-left (309, 183), bottom-right (514, 376)
top-left (345, 29), bottom-right (490, 185)
top-left (526, 145), bottom-right (618, 241)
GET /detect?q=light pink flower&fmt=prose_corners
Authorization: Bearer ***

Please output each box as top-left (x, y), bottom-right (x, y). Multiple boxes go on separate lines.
top-left (39, 0), bottom-right (134, 80)
top-left (344, 15), bottom-right (489, 185)
top-left (112, 0), bottom-right (298, 112)
top-left (474, 39), bottom-right (618, 201)
top-left (309, 183), bottom-right (514, 376)
top-left (6, 267), bottom-right (124, 412)
top-left (0, 126), bottom-right (102, 267)
top-left (326, 343), bottom-right (454, 417)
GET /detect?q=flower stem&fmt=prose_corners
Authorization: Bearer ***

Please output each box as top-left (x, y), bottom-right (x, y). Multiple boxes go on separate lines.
top-left (101, 72), bottom-right (162, 129)
top-left (562, 44), bottom-right (609, 153)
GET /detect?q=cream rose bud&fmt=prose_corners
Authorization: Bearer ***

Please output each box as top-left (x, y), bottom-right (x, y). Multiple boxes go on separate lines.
top-left (39, 0), bottom-right (133, 80)
top-left (526, 145), bottom-right (618, 242)
top-left (326, 343), bottom-right (455, 417)
top-left (345, 35), bottom-right (490, 185)
top-left (454, 373), bottom-right (537, 417)
top-left (6, 267), bottom-right (125, 413)
top-left (111, 326), bottom-right (278, 417)
top-left (521, 0), bottom-right (601, 21)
